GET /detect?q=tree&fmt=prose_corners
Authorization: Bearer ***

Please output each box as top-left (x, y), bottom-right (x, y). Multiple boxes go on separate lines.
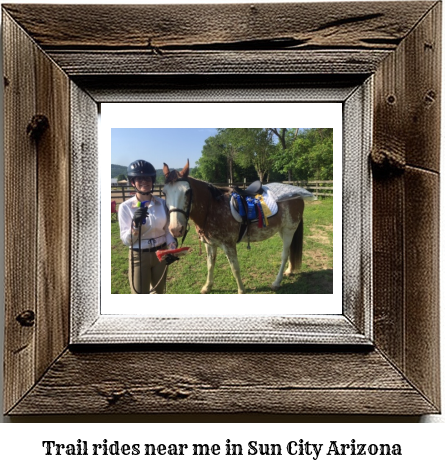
top-left (117, 174), bottom-right (127, 182)
top-left (195, 128), bottom-right (301, 183)
top-left (215, 129), bottom-right (241, 183)
top-left (304, 128), bottom-right (333, 180)
top-left (221, 128), bottom-right (276, 182)
top-left (273, 128), bottom-right (333, 181)
top-left (189, 165), bottom-right (202, 179)
top-left (269, 128), bottom-right (299, 181)
top-left (196, 134), bottom-right (228, 182)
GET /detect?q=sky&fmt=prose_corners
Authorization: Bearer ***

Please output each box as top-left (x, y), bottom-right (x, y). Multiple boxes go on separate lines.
top-left (104, 102), bottom-right (343, 174)
top-left (111, 128), bottom-right (218, 170)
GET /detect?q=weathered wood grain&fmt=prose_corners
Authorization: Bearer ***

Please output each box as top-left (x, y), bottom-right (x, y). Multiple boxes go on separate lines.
top-left (371, 2), bottom-right (441, 174)
top-left (8, 349), bottom-right (438, 415)
top-left (404, 168), bottom-right (441, 408)
top-left (77, 75), bottom-right (365, 103)
top-left (342, 80), bottom-right (373, 336)
top-left (372, 180), bottom-right (405, 371)
top-left (3, 12), bottom-right (38, 414)
top-left (34, 36), bottom-right (71, 382)
top-left (372, 36), bottom-right (406, 368)
top-left (3, 10), bottom-right (71, 413)
top-left (70, 83), bottom-right (100, 339)
top-left (74, 315), bottom-right (371, 345)
top-left (404, 2), bottom-right (441, 172)
top-left (2, 2), bottom-right (436, 50)
top-left (2, 2), bottom-right (434, 82)
top-left (371, 2), bottom-right (441, 411)
top-left (47, 50), bottom-right (390, 77)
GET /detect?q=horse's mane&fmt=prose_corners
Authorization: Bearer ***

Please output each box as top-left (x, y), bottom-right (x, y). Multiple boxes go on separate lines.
top-left (206, 182), bottom-right (229, 199)
top-left (164, 169), bottom-right (181, 184)
top-left (165, 170), bottom-right (229, 199)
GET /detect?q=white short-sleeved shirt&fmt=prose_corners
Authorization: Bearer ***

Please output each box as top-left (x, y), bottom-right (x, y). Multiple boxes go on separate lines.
top-left (118, 195), bottom-right (176, 250)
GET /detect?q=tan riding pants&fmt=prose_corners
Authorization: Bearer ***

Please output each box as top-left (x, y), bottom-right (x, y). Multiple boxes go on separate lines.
top-left (129, 248), bottom-right (168, 294)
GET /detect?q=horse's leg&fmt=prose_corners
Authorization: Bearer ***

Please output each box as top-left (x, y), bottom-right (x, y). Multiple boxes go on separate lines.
top-left (271, 227), bottom-right (295, 291)
top-left (221, 244), bottom-right (246, 294)
top-left (285, 218), bottom-right (304, 277)
top-left (284, 262), bottom-right (294, 277)
top-left (201, 243), bottom-right (218, 294)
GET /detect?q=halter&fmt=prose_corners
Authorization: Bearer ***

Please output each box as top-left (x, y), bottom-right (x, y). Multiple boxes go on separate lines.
top-left (168, 179), bottom-right (193, 245)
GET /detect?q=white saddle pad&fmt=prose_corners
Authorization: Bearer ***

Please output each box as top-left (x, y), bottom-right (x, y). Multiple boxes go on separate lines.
top-left (264, 182), bottom-right (314, 201)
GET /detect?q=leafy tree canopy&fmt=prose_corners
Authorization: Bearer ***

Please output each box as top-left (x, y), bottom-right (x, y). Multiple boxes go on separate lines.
top-left (194, 127), bottom-right (333, 183)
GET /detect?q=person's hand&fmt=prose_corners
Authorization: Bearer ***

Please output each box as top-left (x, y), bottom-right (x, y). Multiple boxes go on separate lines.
top-left (132, 207), bottom-right (148, 228)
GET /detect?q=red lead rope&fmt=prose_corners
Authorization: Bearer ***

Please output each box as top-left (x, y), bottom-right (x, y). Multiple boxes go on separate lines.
top-left (156, 247), bottom-right (191, 262)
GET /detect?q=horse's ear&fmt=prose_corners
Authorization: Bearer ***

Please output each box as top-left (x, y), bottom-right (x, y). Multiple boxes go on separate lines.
top-left (179, 159), bottom-right (189, 178)
top-left (163, 163), bottom-right (170, 177)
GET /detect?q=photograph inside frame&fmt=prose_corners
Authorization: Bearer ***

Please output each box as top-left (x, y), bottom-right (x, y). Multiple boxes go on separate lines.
top-left (101, 102), bottom-right (343, 316)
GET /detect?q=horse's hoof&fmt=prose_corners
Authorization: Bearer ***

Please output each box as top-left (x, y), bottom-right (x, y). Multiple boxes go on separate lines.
top-left (201, 286), bottom-right (210, 294)
top-left (238, 289), bottom-right (245, 294)
top-left (271, 283), bottom-right (280, 291)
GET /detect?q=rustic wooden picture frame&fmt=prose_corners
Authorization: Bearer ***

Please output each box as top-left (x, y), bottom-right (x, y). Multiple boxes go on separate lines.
top-left (3, 2), bottom-right (441, 416)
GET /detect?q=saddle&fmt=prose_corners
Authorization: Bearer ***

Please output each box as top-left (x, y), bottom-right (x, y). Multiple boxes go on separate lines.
top-left (232, 180), bottom-right (263, 197)
top-left (230, 181), bottom-right (272, 247)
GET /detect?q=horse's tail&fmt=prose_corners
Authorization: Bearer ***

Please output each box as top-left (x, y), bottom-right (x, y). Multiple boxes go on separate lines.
top-left (289, 218), bottom-right (304, 271)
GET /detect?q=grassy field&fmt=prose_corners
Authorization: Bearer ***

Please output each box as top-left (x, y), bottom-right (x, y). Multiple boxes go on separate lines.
top-left (111, 198), bottom-right (333, 294)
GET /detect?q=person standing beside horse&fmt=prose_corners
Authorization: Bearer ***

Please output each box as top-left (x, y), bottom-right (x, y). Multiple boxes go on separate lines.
top-left (118, 159), bottom-right (177, 294)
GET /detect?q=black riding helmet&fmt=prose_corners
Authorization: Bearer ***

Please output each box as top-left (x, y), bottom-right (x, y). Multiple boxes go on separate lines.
top-left (127, 160), bottom-right (156, 194)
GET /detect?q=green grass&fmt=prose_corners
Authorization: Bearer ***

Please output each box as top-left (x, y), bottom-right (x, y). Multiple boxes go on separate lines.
top-left (111, 198), bottom-right (333, 294)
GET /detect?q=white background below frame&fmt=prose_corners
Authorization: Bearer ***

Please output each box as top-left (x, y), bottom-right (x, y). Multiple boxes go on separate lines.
top-left (100, 102), bottom-right (343, 316)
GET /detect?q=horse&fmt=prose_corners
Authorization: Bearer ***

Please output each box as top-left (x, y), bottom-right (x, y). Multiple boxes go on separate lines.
top-left (162, 160), bottom-right (309, 294)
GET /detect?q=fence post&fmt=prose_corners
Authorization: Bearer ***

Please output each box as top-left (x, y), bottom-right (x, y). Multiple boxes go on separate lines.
top-left (121, 186), bottom-right (125, 203)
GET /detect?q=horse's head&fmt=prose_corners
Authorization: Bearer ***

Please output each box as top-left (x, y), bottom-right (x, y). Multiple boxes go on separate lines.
top-left (162, 160), bottom-right (191, 238)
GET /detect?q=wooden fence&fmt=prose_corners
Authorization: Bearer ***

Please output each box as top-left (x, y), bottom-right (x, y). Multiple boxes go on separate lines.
top-left (111, 180), bottom-right (333, 205)
top-left (111, 184), bottom-right (165, 205)
top-left (283, 180), bottom-right (333, 198)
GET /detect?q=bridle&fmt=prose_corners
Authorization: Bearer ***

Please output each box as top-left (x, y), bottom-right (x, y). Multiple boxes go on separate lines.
top-left (168, 179), bottom-right (193, 245)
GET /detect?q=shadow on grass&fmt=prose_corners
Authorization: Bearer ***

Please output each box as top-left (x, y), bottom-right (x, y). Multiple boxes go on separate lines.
top-left (112, 269), bottom-right (333, 295)
top-left (276, 269), bottom-right (333, 294)
top-left (207, 269), bottom-right (333, 294)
